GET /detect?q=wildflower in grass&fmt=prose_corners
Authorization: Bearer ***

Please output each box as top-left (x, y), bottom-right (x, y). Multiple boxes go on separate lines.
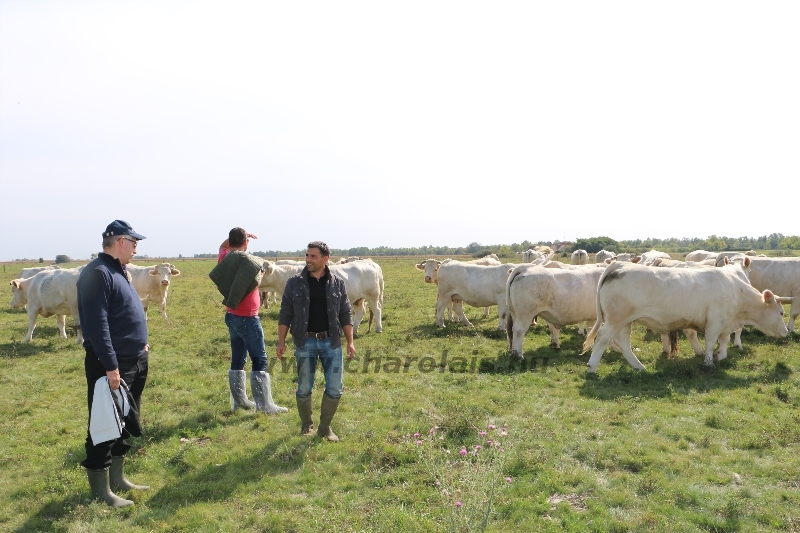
top-left (488, 424), bottom-right (496, 430)
top-left (429, 427), bottom-right (436, 435)
top-left (474, 445), bottom-right (482, 452)
top-left (500, 426), bottom-right (508, 436)
top-left (414, 432), bottom-right (420, 438)
top-left (505, 477), bottom-right (512, 483)
top-left (456, 501), bottom-right (463, 508)
top-left (480, 431), bottom-right (487, 437)
top-left (417, 440), bottom-right (423, 445)
top-left (487, 440), bottom-right (493, 445)
top-left (460, 447), bottom-right (467, 457)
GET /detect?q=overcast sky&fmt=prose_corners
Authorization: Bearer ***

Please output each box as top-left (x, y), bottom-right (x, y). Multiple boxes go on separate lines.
top-left (1, 0), bottom-right (798, 261)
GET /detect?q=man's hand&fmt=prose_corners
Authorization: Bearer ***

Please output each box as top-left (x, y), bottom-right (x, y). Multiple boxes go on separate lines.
top-left (106, 368), bottom-right (121, 390)
top-left (276, 341), bottom-right (286, 360)
top-left (346, 342), bottom-right (356, 360)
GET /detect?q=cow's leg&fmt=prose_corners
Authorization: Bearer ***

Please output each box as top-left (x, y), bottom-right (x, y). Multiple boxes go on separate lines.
top-left (788, 299), bottom-right (798, 332)
top-left (732, 328), bottom-right (742, 349)
top-left (702, 322), bottom-right (724, 367)
top-left (587, 322), bottom-right (625, 372)
top-left (370, 297), bottom-right (383, 333)
top-left (613, 324), bottom-right (646, 370)
top-left (56, 314), bottom-right (68, 339)
top-left (435, 296), bottom-right (448, 327)
top-left (714, 332), bottom-right (731, 361)
top-left (23, 310), bottom-right (38, 343)
top-left (510, 309), bottom-right (535, 357)
top-left (577, 321), bottom-right (586, 335)
top-left (70, 304), bottom-right (83, 344)
top-left (660, 333), bottom-right (671, 355)
top-left (483, 306), bottom-right (490, 317)
top-left (451, 298), bottom-right (473, 327)
top-left (496, 302), bottom-right (506, 330)
top-left (352, 299), bottom-right (366, 333)
top-left (683, 329), bottom-right (704, 356)
top-left (161, 301), bottom-right (168, 320)
top-left (547, 323), bottom-right (561, 349)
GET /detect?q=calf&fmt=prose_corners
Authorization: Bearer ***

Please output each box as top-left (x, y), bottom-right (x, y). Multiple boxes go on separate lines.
top-left (434, 262), bottom-right (517, 329)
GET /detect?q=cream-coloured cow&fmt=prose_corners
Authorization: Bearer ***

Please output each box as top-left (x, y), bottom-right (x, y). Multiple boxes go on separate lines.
top-left (127, 263), bottom-right (181, 319)
top-left (9, 266), bottom-right (85, 343)
top-left (583, 262), bottom-right (791, 372)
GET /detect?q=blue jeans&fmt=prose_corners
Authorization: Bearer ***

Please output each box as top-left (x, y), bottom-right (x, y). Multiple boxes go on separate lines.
top-left (295, 338), bottom-right (343, 399)
top-left (224, 313), bottom-right (267, 372)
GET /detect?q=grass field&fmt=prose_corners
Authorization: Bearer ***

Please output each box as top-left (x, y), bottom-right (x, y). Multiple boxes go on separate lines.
top-left (1, 257), bottom-right (799, 532)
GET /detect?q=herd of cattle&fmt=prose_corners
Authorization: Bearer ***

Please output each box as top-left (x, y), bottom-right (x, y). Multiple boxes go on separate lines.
top-left (6, 248), bottom-right (798, 373)
top-left (416, 247), bottom-right (798, 372)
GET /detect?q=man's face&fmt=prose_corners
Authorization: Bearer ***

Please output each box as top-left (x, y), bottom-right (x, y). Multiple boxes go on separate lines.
top-left (117, 236), bottom-right (138, 265)
top-left (306, 247), bottom-right (328, 275)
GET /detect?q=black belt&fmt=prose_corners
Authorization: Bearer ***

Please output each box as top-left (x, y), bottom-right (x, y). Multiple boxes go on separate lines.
top-left (307, 331), bottom-right (328, 339)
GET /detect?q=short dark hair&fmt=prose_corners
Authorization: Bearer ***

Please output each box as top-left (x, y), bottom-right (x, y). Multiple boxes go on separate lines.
top-left (307, 241), bottom-right (330, 257)
top-left (229, 227), bottom-right (247, 248)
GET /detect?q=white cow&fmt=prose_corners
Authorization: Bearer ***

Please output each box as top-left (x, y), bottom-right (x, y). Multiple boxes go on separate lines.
top-left (263, 259), bottom-right (384, 333)
top-left (17, 265), bottom-right (61, 279)
top-left (747, 257), bottom-right (800, 332)
top-left (415, 256), bottom-right (501, 318)
top-left (434, 262), bottom-right (517, 329)
top-left (521, 249), bottom-right (551, 263)
top-left (9, 266), bottom-right (84, 343)
top-left (607, 253), bottom-right (640, 263)
top-left (127, 263), bottom-right (181, 319)
top-left (685, 250), bottom-right (718, 262)
top-left (638, 249), bottom-right (671, 266)
top-left (582, 262), bottom-right (791, 372)
top-left (259, 260), bottom-right (303, 307)
top-left (571, 249), bottom-right (589, 265)
top-left (506, 264), bottom-right (606, 356)
top-left (595, 250), bottom-right (616, 263)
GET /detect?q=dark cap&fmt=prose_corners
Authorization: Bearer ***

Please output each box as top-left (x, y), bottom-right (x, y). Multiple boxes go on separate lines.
top-left (102, 220), bottom-right (146, 240)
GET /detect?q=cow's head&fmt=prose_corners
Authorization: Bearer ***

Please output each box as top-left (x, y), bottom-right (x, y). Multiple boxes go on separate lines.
top-left (149, 263), bottom-right (179, 286)
top-left (757, 290), bottom-right (791, 338)
top-left (9, 279), bottom-right (28, 308)
top-left (415, 259), bottom-right (441, 284)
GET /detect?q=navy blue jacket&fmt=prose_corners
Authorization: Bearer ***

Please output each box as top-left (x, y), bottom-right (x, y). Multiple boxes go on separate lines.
top-left (77, 253), bottom-right (148, 371)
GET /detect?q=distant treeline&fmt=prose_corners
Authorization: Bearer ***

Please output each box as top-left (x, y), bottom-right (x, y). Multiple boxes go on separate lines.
top-left (192, 233), bottom-right (800, 259)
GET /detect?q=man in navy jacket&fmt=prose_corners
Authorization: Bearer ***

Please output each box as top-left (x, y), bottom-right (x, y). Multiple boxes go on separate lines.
top-left (77, 220), bottom-right (149, 508)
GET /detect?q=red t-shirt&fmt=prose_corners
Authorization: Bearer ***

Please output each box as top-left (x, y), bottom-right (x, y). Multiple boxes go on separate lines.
top-left (218, 248), bottom-right (261, 316)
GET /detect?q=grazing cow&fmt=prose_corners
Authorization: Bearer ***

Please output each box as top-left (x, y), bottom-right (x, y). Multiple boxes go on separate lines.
top-left (595, 250), bottom-right (615, 263)
top-left (747, 257), bottom-right (800, 332)
top-left (264, 259), bottom-right (384, 333)
top-left (9, 266), bottom-right (84, 343)
top-left (127, 263), bottom-right (181, 319)
top-left (638, 249), bottom-right (671, 266)
top-left (582, 262), bottom-right (791, 372)
top-left (607, 253), bottom-right (640, 263)
top-left (506, 264), bottom-right (606, 356)
top-left (17, 265), bottom-right (61, 279)
top-left (434, 262), bottom-right (517, 329)
top-left (571, 249), bottom-right (589, 265)
top-left (685, 250), bottom-right (718, 262)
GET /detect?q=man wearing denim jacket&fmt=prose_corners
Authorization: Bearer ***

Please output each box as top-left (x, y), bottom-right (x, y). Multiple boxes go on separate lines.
top-left (276, 241), bottom-right (356, 442)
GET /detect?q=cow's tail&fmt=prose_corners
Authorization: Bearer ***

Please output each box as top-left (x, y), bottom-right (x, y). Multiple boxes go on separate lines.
top-left (505, 265), bottom-right (524, 352)
top-left (669, 331), bottom-right (679, 357)
top-left (582, 266), bottom-right (611, 354)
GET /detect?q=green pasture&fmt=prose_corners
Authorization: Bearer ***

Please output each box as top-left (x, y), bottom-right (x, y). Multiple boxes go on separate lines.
top-left (1, 258), bottom-right (798, 532)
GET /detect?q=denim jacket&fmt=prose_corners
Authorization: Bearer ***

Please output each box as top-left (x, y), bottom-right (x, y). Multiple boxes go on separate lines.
top-left (278, 266), bottom-right (352, 349)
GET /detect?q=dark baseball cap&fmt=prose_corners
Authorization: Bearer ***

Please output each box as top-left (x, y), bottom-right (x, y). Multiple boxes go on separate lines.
top-left (102, 220), bottom-right (146, 240)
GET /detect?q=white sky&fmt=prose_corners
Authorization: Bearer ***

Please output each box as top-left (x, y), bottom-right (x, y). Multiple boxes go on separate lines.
top-left (1, 0), bottom-right (798, 261)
